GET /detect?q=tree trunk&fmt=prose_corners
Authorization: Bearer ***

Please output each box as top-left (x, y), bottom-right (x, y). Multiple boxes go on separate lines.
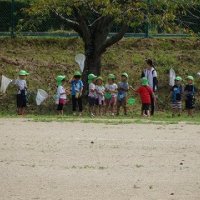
top-left (82, 39), bottom-right (102, 93)
top-left (82, 53), bottom-right (101, 93)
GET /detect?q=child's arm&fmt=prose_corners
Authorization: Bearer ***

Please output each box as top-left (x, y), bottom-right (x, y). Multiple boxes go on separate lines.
top-left (69, 77), bottom-right (74, 84)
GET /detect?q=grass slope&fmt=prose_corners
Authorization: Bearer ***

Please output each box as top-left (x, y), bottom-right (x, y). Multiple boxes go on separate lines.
top-left (0, 37), bottom-right (200, 115)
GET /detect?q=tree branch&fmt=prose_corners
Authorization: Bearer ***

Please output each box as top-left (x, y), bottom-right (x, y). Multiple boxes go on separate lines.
top-left (99, 24), bottom-right (128, 54)
top-left (73, 7), bottom-right (91, 45)
top-left (52, 8), bottom-right (81, 33)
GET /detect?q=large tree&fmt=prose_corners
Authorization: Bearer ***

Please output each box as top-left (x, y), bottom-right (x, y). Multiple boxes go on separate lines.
top-left (27, 0), bottom-right (197, 80)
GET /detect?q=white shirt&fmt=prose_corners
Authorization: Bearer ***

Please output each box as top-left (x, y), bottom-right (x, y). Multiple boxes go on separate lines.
top-left (143, 67), bottom-right (157, 89)
top-left (57, 86), bottom-right (67, 99)
top-left (96, 85), bottom-right (105, 100)
top-left (88, 83), bottom-right (96, 98)
top-left (14, 79), bottom-right (27, 94)
top-left (105, 83), bottom-right (118, 97)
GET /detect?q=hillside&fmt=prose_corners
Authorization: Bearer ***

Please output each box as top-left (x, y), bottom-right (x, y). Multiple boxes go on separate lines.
top-left (0, 37), bottom-right (200, 114)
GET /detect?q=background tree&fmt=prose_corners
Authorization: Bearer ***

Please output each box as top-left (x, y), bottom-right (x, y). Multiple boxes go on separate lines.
top-left (26, 0), bottom-right (198, 82)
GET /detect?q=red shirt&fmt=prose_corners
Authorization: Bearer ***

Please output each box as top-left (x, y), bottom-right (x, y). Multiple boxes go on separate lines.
top-left (136, 86), bottom-right (153, 104)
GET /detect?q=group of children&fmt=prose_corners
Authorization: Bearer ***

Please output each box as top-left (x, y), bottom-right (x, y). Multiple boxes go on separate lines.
top-left (170, 75), bottom-right (197, 117)
top-left (13, 69), bottom-right (198, 117)
top-left (55, 71), bottom-right (129, 117)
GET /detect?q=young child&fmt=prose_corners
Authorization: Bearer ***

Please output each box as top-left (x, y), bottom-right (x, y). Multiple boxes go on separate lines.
top-left (184, 76), bottom-right (197, 117)
top-left (105, 74), bottom-right (118, 116)
top-left (95, 77), bottom-right (105, 116)
top-left (170, 76), bottom-right (183, 117)
top-left (13, 70), bottom-right (29, 115)
top-left (117, 72), bottom-right (129, 116)
top-left (135, 77), bottom-right (153, 117)
top-left (88, 73), bottom-right (97, 117)
top-left (70, 71), bottom-right (83, 116)
top-left (56, 75), bottom-right (67, 115)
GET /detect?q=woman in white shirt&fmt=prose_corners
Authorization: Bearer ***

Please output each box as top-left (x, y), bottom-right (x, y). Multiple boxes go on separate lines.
top-left (141, 59), bottom-right (158, 115)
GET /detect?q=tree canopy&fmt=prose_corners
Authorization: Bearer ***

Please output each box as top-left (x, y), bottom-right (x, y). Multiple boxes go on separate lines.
top-left (25, 0), bottom-right (200, 79)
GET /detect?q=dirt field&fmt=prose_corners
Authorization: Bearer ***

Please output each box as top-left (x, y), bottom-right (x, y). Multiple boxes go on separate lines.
top-left (0, 119), bottom-right (200, 200)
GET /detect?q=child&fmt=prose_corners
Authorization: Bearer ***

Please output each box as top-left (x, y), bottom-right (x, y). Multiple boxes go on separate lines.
top-left (135, 77), bottom-right (153, 117)
top-left (105, 74), bottom-right (118, 116)
top-left (117, 72), bottom-right (129, 116)
top-left (88, 73), bottom-right (97, 117)
top-left (13, 70), bottom-right (29, 115)
top-left (70, 71), bottom-right (84, 116)
top-left (95, 77), bottom-right (105, 116)
top-left (184, 76), bottom-right (197, 117)
top-left (56, 75), bottom-right (67, 115)
top-left (170, 76), bottom-right (183, 117)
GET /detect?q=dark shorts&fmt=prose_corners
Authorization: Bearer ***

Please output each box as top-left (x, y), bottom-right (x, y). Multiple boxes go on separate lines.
top-left (17, 94), bottom-right (27, 108)
top-left (57, 104), bottom-right (64, 111)
top-left (88, 96), bottom-right (98, 106)
top-left (185, 98), bottom-right (195, 109)
top-left (142, 103), bottom-right (150, 111)
top-left (57, 99), bottom-right (66, 111)
top-left (117, 97), bottom-right (127, 107)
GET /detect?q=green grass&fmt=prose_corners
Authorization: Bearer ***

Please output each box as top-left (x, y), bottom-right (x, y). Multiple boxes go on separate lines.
top-left (0, 37), bottom-right (200, 115)
top-left (1, 112), bottom-right (199, 125)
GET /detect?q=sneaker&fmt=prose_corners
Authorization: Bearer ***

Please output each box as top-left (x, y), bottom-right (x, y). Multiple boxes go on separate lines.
top-left (73, 112), bottom-right (76, 116)
top-left (91, 113), bottom-right (95, 118)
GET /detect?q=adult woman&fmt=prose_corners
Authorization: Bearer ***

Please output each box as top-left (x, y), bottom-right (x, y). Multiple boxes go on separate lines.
top-left (141, 59), bottom-right (158, 115)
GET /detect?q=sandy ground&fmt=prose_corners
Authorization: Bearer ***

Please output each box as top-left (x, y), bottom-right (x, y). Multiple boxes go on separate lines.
top-left (0, 119), bottom-right (200, 200)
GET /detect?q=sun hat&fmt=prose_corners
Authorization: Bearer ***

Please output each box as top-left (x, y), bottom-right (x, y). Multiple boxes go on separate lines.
top-left (187, 75), bottom-right (194, 81)
top-left (88, 73), bottom-right (97, 83)
top-left (74, 71), bottom-right (82, 77)
top-left (121, 72), bottom-right (128, 78)
top-left (141, 77), bottom-right (149, 86)
top-left (108, 74), bottom-right (115, 80)
top-left (19, 70), bottom-right (29, 76)
top-left (56, 75), bottom-right (66, 86)
top-left (96, 76), bottom-right (103, 81)
top-left (175, 76), bottom-right (182, 81)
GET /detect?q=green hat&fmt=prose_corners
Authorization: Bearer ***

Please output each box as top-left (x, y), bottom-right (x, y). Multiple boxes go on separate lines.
top-left (175, 76), bottom-right (182, 81)
top-left (141, 77), bottom-right (149, 86)
top-left (108, 74), bottom-right (115, 80)
top-left (56, 75), bottom-right (66, 86)
top-left (121, 72), bottom-right (128, 78)
top-left (19, 70), bottom-right (29, 76)
top-left (96, 76), bottom-right (103, 81)
top-left (88, 73), bottom-right (97, 80)
top-left (88, 73), bottom-right (97, 84)
top-left (187, 76), bottom-right (194, 81)
top-left (74, 71), bottom-right (82, 77)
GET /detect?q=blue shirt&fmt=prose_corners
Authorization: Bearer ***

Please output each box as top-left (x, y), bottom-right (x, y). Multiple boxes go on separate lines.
top-left (117, 82), bottom-right (129, 99)
top-left (71, 80), bottom-right (83, 96)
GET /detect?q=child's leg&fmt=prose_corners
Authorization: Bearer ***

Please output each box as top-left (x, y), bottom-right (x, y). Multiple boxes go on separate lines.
top-left (142, 110), bottom-right (146, 117)
top-left (146, 110), bottom-right (150, 117)
top-left (105, 103), bottom-right (109, 114)
top-left (188, 109), bottom-right (193, 117)
top-left (110, 103), bottom-right (114, 115)
top-left (123, 99), bottom-right (127, 115)
top-left (21, 107), bottom-right (25, 116)
top-left (77, 97), bottom-right (83, 113)
top-left (116, 101), bottom-right (121, 115)
top-left (72, 95), bottom-right (77, 113)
